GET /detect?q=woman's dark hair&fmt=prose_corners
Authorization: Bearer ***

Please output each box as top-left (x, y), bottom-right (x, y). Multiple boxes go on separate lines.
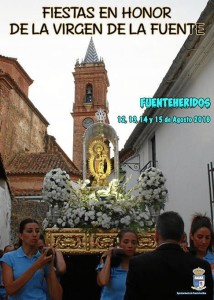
top-left (189, 213), bottom-right (214, 252)
top-left (39, 234), bottom-right (45, 243)
top-left (18, 218), bottom-right (39, 246)
top-left (19, 218), bottom-right (39, 233)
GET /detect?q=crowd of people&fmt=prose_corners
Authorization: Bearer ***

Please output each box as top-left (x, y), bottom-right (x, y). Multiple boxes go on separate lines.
top-left (0, 212), bottom-right (214, 299)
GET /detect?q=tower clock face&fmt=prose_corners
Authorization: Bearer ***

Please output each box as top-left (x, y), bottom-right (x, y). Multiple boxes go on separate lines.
top-left (82, 117), bottom-right (94, 129)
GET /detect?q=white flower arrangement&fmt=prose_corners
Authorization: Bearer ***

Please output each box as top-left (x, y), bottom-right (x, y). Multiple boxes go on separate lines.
top-left (42, 169), bottom-right (154, 231)
top-left (42, 168), bottom-right (75, 208)
top-left (138, 167), bottom-right (168, 210)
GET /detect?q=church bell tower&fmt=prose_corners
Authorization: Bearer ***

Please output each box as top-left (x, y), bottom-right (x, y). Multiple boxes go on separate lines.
top-left (72, 38), bottom-right (110, 171)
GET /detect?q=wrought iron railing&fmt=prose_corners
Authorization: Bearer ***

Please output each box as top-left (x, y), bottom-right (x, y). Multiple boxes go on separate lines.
top-left (140, 160), bottom-right (158, 173)
top-left (121, 154), bottom-right (140, 171)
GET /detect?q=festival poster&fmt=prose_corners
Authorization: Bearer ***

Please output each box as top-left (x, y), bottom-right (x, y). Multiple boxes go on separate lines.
top-left (0, 1), bottom-right (213, 298)
top-left (0, 0), bottom-right (208, 157)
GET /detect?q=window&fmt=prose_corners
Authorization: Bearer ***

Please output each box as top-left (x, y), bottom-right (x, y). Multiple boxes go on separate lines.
top-left (85, 84), bottom-right (93, 103)
top-left (151, 135), bottom-right (156, 167)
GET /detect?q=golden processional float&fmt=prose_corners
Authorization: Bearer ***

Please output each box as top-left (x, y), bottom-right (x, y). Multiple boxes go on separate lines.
top-left (44, 109), bottom-right (156, 254)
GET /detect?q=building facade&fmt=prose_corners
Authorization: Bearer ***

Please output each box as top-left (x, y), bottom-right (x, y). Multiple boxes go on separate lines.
top-left (0, 55), bottom-right (47, 165)
top-left (0, 55), bottom-right (81, 246)
top-left (122, 0), bottom-right (214, 234)
top-left (72, 38), bottom-right (110, 170)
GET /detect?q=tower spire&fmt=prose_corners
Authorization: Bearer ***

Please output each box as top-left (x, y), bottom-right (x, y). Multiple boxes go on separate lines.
top-left (72, 38), bottom-right (109, 170)
top-left (83, 37), bottom-right (99, 64)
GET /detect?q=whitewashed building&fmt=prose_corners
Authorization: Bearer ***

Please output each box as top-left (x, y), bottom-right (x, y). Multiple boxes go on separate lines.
top-left (122, 0), bottom-right (214, 235)
top-left (0, 156), bottom-right (12, 249)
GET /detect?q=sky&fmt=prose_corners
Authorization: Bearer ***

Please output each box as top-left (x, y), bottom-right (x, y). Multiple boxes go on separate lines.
top-left (0, 0), bottom-right (209, 159)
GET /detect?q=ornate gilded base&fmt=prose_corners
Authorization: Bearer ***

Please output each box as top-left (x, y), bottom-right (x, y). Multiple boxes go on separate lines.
top-left (45, 228), bottom-right (156, 254)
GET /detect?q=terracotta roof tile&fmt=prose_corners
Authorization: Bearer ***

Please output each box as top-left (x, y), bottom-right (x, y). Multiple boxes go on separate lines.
top-left (0, 55), bottom-right (33, 83)
top-left (6, 152), bottom-right (81, 176)
top-left (119, 148), bottom-right (135, 163)
top-left (12, 190), bottom-right (42, 197)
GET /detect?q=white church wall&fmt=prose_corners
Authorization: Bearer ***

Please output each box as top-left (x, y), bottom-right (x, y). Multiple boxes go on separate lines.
top-left (152, 53), bottom-right (214, 235)
top-left (0, 179), bottom-right (11, 248)
top-left (121, 141), bottom-right (154, 193)
top-left (121, 156), bottom-right (140, 194)
top-left (118, 19), bottom-right (214, 237)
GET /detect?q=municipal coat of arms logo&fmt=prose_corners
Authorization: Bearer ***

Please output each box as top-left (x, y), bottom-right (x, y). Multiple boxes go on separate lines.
top-left (191, 267), bottom-right (206, 291)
